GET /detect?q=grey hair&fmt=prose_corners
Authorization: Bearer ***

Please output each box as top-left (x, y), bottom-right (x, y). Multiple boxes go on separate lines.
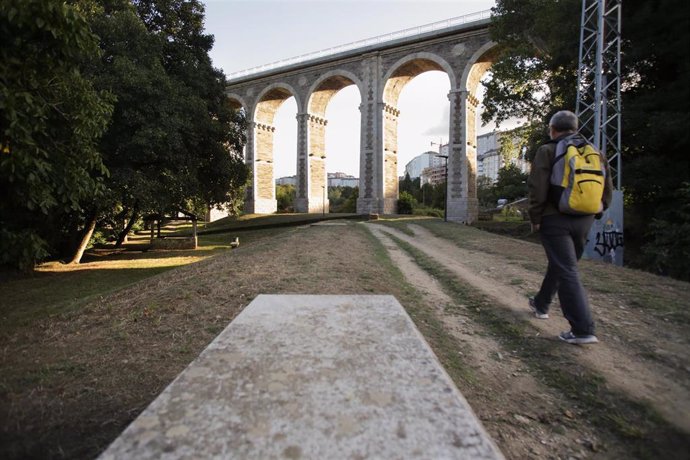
top-left (549, 110), bottom-right (579, 132)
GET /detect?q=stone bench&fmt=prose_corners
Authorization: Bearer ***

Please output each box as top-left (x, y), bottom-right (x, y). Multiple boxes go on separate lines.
top-left (149, 236), bottom-right (198, 250)
top-left (99, 295), bottom-right (503, 459)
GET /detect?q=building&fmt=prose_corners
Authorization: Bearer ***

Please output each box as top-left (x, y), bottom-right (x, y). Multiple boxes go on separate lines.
top-left (277, 173), bottom-right (359, 187)
top-left (276, 175), bottom-right (297, 186)
top-left (476, 131), bottom-right (530, 182)
top-left (404, 150), bottom-right (446, 179)
top-left (420, 165), bottom-right (447, 185)
top-left (328, 172), bottom-right (359, 187)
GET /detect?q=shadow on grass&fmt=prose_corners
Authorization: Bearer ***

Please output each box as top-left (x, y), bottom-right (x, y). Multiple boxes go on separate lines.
top-left (0, 266), bottom-right (175, 328)
top-left (0, 226), bottom-right (288, 329)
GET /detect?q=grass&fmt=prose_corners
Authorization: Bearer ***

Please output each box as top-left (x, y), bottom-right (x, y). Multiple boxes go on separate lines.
top-left (0, 226), bottom-right (287, 331)
top-left (387, 233), bottom-right (690, 458)
top-left (2, 214), bottom-right (689, 459)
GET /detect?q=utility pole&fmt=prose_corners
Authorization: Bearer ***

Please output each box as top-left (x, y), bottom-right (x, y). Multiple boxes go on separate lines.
top-left (577, 0), bottom-right (624, 265)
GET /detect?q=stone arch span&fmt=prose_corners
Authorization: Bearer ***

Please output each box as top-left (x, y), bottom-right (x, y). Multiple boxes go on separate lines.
top-left (379, 53), bottom-right (455, 213)
top-left (226, 92), bottom-right (248, 112)
top-left (226, 17), bottom-right (494, 220)
top-left (248, 82), bottom-right (300, 214)
top-left (293, 71), bottom-right (364, 213)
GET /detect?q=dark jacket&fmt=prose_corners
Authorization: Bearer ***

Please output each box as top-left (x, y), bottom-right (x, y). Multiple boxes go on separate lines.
top-left (528, 132), bottom-right (613, 225)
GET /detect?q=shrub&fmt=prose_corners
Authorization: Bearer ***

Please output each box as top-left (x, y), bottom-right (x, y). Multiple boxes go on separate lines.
top-left (640, 183), bottom-right (690, 281)
top-left (398, 191), bottom-right (416, 214)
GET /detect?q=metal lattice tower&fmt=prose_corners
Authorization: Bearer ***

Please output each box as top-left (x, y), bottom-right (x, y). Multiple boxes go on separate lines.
top-left (576, 0), bottom-right (622, 189)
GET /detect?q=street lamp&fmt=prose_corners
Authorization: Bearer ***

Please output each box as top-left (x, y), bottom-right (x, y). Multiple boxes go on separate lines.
top-left (322, 185), bottom-right (326, 217)
top-left (436, 154), bottom-right (449, 222)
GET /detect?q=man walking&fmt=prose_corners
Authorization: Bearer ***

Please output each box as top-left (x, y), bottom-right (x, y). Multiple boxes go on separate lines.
top-left (527, 110), bottom-right (613, 345)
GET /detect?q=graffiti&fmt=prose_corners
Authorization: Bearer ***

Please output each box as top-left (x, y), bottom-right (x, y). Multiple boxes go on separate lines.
top-left (593, 219), bottom-right (624, 262)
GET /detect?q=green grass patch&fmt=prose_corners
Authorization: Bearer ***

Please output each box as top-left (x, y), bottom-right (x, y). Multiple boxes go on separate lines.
top-left (388, 233), bottom-right (690, 458)
top-left (0, 227), bottom-right (291, 330)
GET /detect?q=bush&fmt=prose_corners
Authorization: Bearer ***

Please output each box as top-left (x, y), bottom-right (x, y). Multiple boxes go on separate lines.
top-left (398, 191), bottom-right (416, 214)
top-left (413, 207), bottom-right (443, 218)
top-left (276, 184), bottom-right (295, 213)
top-left (640, 183), bottom-right (690, 281)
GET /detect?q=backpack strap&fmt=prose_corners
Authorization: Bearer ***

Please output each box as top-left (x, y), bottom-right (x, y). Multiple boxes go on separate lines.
top-left (551, 133), bottom-right (590, 167)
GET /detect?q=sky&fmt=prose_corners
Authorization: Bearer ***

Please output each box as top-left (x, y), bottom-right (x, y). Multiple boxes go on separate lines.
top-left (201, 0), bottom-right (498, 178)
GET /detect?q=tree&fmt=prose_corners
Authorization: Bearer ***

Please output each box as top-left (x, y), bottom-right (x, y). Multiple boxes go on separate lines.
top-left (617, 0), bottom-right (690, 277)
top-left (341, 187), bottom-right (359, 213)
top-left (400, 173), bottom-right (413, 195)
top-left (484, 0), bottom-right (581, 157)
top-left (488, 0), bottom-right (690, 279)
top-left (0, 0), bottom-right (113, 270)
top-left (276, 184), bottom-right (295, 212)
top-left (494, 164), bottom-right (528, 203)
top-left (130, 0), bottom-right (249, 214)
top-left (477, 176), bottom-right (497, 208)
top-left (74, 0), bottom-right (248, 259)
top-left (398, 191), bottom-right (416, 215)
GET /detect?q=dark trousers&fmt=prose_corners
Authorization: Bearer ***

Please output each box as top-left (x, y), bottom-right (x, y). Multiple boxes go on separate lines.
top-left (534, 213), bottom-right (596, 336)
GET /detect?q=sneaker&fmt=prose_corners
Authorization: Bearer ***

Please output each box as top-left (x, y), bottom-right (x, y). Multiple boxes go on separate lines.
top-left (528, 297), bottom-right (549, 319)
top-left (559, 330), bottom-right (599, 345)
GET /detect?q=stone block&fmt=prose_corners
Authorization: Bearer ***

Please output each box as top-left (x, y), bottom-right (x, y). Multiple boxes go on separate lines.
top-left (99, 295), bottom-right (503, 459)
top-left (149, 237), bottom-right (197, 250)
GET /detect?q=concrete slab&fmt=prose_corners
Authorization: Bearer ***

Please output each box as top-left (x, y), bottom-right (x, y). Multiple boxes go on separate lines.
top-left (99, 295), bottom-right (504, 460)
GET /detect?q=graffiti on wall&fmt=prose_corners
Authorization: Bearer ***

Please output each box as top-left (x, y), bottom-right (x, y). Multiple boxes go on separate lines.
top-left (584, 190), bottom-right (624, 266)
top-left (593, 219), bottom-right (624, 263)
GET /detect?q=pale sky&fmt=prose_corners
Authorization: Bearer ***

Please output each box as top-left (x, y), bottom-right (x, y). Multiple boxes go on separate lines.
top-left (201, 0), bottom-right (498, 178)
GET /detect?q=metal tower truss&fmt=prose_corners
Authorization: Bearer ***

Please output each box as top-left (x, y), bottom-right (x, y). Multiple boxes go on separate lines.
top-left (576, 0), bottom-right (622, 189)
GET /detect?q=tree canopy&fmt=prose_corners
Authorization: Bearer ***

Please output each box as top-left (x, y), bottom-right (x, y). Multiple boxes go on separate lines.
top-left (0, 0), bottom-right (113, 270)
top-left (1, 0), bottom-right (249, 270)
top-left (486, 0), bottom-right (690, 279)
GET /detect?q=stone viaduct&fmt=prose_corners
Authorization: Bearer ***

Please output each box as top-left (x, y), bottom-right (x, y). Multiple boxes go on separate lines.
top-left (225, 11), bottom-right (496, 223)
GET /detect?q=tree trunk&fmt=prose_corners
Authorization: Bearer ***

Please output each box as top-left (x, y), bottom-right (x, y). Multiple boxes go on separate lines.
top-left (69, 210), bottom-right (98, 265)
top-left (114, 205), bottom-right (139, 248)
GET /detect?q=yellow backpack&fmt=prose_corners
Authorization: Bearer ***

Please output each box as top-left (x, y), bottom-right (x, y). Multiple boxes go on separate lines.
top-left (550, 135), bottom-right (606, 215)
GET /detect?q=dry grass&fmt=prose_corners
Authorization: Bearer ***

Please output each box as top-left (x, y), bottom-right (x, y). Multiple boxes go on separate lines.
top-left (0, 221), bottom-right (402, 459)
top-left (2, 215), bottom-right (689, 459)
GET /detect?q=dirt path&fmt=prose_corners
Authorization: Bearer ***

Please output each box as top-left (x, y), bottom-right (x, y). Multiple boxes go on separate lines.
top-left (367, 225), bottom-right (610, 459)
top-left (366, 222), bottom-right (690, 435)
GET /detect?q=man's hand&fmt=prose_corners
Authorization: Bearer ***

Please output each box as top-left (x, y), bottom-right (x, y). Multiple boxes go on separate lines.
top-left (531, 223), bottom-right (540, 233)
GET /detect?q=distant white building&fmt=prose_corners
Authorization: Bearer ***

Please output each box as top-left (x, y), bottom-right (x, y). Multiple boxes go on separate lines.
top-left (404, 149), bottom-right (446, 179)
top-left (477, 131), bottom-right (530, 182)
top-left (328, 172), bottom-right (359, 187)
top-left (275, 175), bottom-right (297, 186)
top-left (277, 173), bottom-right (358, 187)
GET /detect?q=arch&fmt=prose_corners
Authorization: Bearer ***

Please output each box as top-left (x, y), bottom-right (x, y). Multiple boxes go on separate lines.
top-left (253, 82), bottom-right (302, 124)
top-left (249, 82), bottom-right (301, 213)
top-left (225, 92), bottom-right (248, 112)
top-left (298, 70), bottom-right (364, 214)
top-left (377, 52), bottom-right (455, 213)
top-left (460, 41), bottom-right (498, 93)
top-left (382, 52), bottom-right (456, 106)
top-left (306, 69), bottom-right (365, 116)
